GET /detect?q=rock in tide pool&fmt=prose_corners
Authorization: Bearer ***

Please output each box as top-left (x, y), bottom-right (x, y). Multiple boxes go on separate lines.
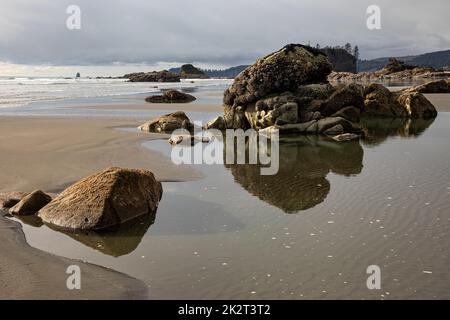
top-left (219, 43), bottom-right (437, 137)
top-left (395, 90), bottom-right (438, 119)
top-left (0, 191), bottom-right (29, 209)
top-left (362, 83), bottom-right (407, 118)
top-left (145, 90), bottom-right (196, 103)
top-left (139, 111), bottom-right (193, 133)
top-left (38, 167), bottom-right (163, 231)
top-left (9, 190), bottom-right (52, 216)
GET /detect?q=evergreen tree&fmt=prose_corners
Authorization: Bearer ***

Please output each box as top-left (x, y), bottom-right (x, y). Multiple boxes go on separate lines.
top-left (344, 43), bottom-right (352, 54)
top-left (353, 45), bottom-right (360, 60)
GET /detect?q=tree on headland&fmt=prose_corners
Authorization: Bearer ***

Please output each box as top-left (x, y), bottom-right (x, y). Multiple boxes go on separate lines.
top-left (353, 45), bottom-right (360, 60)
top-left (344, 43), bottom-right (352, 54)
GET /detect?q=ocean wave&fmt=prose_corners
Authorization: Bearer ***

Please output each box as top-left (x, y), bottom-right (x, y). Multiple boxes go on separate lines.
top-left (0, 78), bottom-right (232, 108)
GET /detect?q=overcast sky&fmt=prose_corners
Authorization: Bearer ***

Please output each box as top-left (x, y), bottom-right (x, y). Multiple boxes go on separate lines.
top-left (0, 0), bottom-right (449, 75)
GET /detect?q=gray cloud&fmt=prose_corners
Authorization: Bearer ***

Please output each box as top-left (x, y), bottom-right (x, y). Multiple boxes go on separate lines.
top-left (0, 0), bottom-right (449, 66)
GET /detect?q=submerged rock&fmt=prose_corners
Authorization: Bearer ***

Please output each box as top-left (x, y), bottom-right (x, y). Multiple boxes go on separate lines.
top-left (0, 191), bottom-right (29, 209)
top-left (9, 190), bottom-right (52, 216)
top-left (139, 111), bottom-right (193, 133)
top-left (38, 167), bottom-right (163, 231)
top-left (146, 90), bottom-right (196, 103)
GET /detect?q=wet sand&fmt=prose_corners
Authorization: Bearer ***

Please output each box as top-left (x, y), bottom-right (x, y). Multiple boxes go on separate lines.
top-left (0, 116), bottom-right (202, 193)
top-left (1, 91), bottom-right (449, 299)
top-left (0, 115), bottom-right (204, 299)
top-left (78, 102), bottom-right (223, 112)
top-left (0, 213), bottom-right (148, 299)
top-left (425, 94), bottom-right (450, 112)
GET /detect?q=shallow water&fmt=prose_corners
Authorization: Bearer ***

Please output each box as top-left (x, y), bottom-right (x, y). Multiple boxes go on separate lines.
top-left (11, 112), bottom-right (450, 299)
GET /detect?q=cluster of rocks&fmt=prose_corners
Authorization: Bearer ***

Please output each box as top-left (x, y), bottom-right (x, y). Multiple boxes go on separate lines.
top-left (1, 167), bottom-right (163, 231)
top-left (180, 64), bottom-right (209, 79)
top-left (1, 190), bottom-right (52, 215)
top-left (199, 44), bottom-right (438, 137)
top-left (124, 70), bottom-right (180, 82)
top-left (329, 58), bottom-right (450, 82)
top-left (145, 90), bottom-right (196, 103)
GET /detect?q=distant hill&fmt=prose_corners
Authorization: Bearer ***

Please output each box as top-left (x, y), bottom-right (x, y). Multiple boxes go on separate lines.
top-left (358, 49), bottom-right (450, 72)
top-left (168, 65), bottom-right (247, 78)
top-left (202, 65), bottom-right (248, 78)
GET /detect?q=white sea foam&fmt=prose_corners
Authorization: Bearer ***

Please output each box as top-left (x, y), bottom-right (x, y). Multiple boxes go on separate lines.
top-left (0, 77), bottom-right (232, 108)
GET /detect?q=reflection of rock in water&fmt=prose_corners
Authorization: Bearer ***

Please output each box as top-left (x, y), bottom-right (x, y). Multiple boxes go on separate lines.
top-left (361, 117), bottom-right (435, 146)
top-left (224, 136), bottom-right (364, 213)
top-left (46, 214), bottom-right (156, 257)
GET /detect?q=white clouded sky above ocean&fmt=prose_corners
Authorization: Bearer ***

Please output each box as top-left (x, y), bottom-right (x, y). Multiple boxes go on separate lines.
top-left (0, 0), bottom-right (449, 75)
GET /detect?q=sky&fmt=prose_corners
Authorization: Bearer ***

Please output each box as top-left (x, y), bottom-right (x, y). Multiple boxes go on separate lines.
top-left (0, 0), bottom-right (449, 76)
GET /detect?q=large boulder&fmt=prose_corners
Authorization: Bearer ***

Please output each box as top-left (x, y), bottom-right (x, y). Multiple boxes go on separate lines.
top-left (38, 167), bottom-right (163, 231)
top-left (145, 90), bottom-right (196, 103)
top-left (124, 70), bottom-right (180, 82)
top-left (362, 83), bottom-right (407, 118)
top-left (395, 90), bottom-right (438, 119)
top-left (224, 44), bottom-right (332, 107)
top-left (139, 111), bottom-right (193, 133)
top-left (319, 83), bottom-right (365, 116)
top-left (180, 64), bottom-right (209, 79)
top-left (9, 190), bottom-right (52, 216)
top-left (0, 191), bottom-right (28, 209)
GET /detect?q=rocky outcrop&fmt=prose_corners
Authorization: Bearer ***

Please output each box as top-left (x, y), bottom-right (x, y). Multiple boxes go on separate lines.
top-left (139, 111), bottom-right (193, 133)
top-left (361, 83), bottom-right (437, 119)
top-left (329, 58), bottom-right (449, 82)
top-left (145, 90), bottom-right (196, 103)
top-left (38, 167), bottom-right (163, 231)
top-left (180, 64), bottom-right (209, 79)
top-left (408, 79), bottom-right (450, 93)
top-left (9, 190), bottom-right (52, 216)
top-left (124, 70), bottom-right (180, 82)
top-left (224, 44), bottom-right (332, 107)
top-left (212, 45), bottom-right (438, 136)
top-left (0, 191), bottom-right (28, 208)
